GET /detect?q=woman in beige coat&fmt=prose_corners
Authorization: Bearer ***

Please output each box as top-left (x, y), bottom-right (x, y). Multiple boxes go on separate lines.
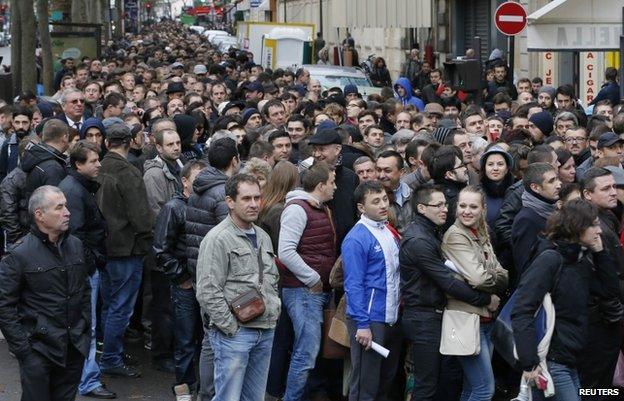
top-left (441, 186), bottom-right (508, 401)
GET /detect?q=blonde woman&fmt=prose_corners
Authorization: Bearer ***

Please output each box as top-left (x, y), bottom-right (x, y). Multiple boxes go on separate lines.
top-left (441, 186), bottom-right (508, 401)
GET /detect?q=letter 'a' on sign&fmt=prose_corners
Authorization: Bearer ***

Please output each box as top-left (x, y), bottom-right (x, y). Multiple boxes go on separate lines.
top-left (495, 1), bottom-right (528, 36)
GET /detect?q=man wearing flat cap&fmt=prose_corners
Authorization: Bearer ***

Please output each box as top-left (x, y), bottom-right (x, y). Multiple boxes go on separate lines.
top-left (96, 123), bottom-right (153, 379)
top-left (308, 128), bottom-right (358, 246)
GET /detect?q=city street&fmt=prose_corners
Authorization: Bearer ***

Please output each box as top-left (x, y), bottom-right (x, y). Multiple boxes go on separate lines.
top-left (0, 340), bottom-right (176, 400)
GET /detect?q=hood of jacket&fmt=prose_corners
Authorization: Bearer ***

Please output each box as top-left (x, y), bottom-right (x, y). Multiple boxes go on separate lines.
top-left (144, 155), bottom-right (180, 182)
top-left (394, 77), bottom-right (414, 101)
top-left (285, 189), bottom-right (321, 207)
top-left (80, 117), bottom-right (106, 139)
top-left (193, 165), bottom-right (227, 195)
top-left (21, 142), bottom-right (67, 174)
top-left (174, 114), bottom-right (198, 148)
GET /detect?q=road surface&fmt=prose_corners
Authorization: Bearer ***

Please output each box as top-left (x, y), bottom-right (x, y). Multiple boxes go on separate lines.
top-left (0, 340), bottom-right (177, 400)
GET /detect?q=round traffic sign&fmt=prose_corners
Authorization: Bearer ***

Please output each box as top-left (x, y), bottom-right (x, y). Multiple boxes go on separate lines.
top-left (495, 1), bottom-right (527, 36)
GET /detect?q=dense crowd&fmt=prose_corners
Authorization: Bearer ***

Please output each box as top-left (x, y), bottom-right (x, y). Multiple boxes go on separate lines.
top-left (0, 19), bottom-right (623, 401)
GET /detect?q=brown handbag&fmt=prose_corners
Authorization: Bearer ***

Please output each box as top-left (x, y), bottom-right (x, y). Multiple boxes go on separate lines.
top-left (229, 246), bottom-right (266, 323)
top-left (322, 292), bottom-right (349, 359)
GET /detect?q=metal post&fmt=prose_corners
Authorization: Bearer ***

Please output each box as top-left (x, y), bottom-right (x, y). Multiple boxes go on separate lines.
top-left (319, 0), bottom-right (323, 36)
top-left (509, 35), bottom-right (515, 83)
top-left (472, 36), bottom-right (483, 106)
top-left (472, 36), bottom-right (481, 61)
top-left (620, 7), bottom-right (624, 102)
top-left (283, 0), bottom-right (287, 22)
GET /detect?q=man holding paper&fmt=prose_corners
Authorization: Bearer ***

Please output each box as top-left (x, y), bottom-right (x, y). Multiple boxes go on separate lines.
top-left (342, 180), bottom-right (402, 401)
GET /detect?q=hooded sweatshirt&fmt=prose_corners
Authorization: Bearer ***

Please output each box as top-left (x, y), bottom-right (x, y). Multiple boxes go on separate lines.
top-left (79, 117), bottom-right (106, 139)
top-left (278, 189), bottom-right (337, 290)
top-left (394, 77), bottom-right (425, 111)
top-left (174, 114), bottom-right (202, 162)
top-left (21, 141), bottom-right (68, 201)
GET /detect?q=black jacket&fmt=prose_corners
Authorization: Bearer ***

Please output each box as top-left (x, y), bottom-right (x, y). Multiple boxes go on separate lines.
top-left (0, 167), bottom-right (29, 246)
top-left (0, 228), bottom-right (91, 366)
top-left (96, 151), bottom-right (153, 257)
top-left (58, 169), bottom-right (107, 272)
top-left (493, 180), bottom-right (524, 268)
top-left (185, 166), bottom-right (229, 276)
top-left (436, 178), bottom-right (466, 234)
top-left (400, 214), bottom-right (492, 316)
top-left (153, 194), bottom-right (191, 284)
top-left (421, 83), bottom-right (441, 104)
top-left (512, 242), bottom-right (618, 370)
top-left (21, 141), bottom-right (68, 202)
top-left (511, 205), bottom-right (549, 280)
top-left (328, 165), bottom-right (358, 247)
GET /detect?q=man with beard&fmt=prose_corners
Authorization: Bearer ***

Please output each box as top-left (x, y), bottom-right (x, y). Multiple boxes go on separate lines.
top-left (0, 107), bottom-right (32, 182)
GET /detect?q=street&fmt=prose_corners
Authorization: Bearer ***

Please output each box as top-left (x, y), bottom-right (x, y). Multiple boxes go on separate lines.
top-left (0, 340), bottom-right (177, 400)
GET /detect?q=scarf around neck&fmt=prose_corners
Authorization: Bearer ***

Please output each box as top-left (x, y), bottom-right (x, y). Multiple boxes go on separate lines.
top-left (521, 190), bottom-right (557, 220)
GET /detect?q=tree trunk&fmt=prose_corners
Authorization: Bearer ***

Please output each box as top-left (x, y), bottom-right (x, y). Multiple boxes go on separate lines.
top-left (19, 0), bottom-right (37, 94)
top-left (114, 0), bottom-right (123, 39)
top-left (37, 0), bottom-right (53, 95)
top-left (9, 0), bottom-right (21, 96)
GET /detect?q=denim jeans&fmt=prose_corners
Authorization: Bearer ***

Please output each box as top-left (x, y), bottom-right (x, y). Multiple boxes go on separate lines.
top-left (531, 361), bottom-right (580, 401)
top-left (198, 314), bottom-right (215, 401)
top-left (209, 327), bottom-right (275, 401)
top-left (458, 322), bottom-right (495, 401)
top-left (100, 256), bottom-right (143, 369)
top-left (282, 287), bottom-right (329, 401)
top-left (266, 295), bottom-right (294, 397)
top-left (171, 284), bottom-right (202, 387)
top-left (78, 271), bottom-right (103, 395)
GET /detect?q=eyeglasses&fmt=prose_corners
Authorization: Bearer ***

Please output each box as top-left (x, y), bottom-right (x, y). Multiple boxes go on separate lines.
top-left (452, 163), bottom-right (468, 171)
top-left (421, 202), bottom-right (448, 209)
top-left (564, 137), bottom-right (587, 143)
top-left (69, 98), bottom-right (85, 104)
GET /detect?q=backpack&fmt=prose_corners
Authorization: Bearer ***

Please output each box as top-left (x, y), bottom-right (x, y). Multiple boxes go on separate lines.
top-left (492, 248), bottom-right (563, 371)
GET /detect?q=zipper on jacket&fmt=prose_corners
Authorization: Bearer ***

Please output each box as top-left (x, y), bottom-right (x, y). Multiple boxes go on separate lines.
top-left (367, 289), bottom-right (375, 314)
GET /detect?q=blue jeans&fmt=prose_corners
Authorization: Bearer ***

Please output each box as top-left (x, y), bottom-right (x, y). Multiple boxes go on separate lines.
top-left (199, 315), bottom-right (215, 401)
top-left (79, 271), bottom-right (103, 395)
top-left (458, 322), bottom-right (495, 401)
top-left (209, 327), bottom-right (275, 401)
top-left (171, 285), bottom-right (202, 387)
top-left (531, 361), bottom-right (581, 401)
top-left (282, 287), bottom-right (329, 401)
top-left (100, 256), bottom-right (143, 369)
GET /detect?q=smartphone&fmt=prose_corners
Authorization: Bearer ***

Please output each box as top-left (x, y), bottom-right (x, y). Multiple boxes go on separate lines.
top-left (536, 374), bottom-right (548, 390)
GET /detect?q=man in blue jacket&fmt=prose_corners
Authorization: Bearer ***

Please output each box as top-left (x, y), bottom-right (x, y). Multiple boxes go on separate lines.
top-left (394, 77), bottom-right (425, 112)
top-left (342, 180), bottom-right (402, 401)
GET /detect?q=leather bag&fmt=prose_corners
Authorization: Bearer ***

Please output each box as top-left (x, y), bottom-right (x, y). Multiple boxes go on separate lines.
top-left (439, 309), bottom-right (480, 356)
top-left (229, 246), bottom-right (266, 323)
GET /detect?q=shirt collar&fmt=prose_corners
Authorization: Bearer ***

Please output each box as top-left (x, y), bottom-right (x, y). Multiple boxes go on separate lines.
top-left (360, 214), bottom-right (388, 230)
top-left (394, 181), bottom-right (411, 207)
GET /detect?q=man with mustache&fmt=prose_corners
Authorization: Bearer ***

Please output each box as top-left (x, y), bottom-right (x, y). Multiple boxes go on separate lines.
top-left (0, 107), bottom-right (33, 182)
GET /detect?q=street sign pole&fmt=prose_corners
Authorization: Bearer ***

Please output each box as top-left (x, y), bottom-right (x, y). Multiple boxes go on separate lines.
top-left (495, 1), bottom-right (527, 83)
top-left (509, 35), bottom-right (515, 83)
top-left (620, 7), bottom-right (624, 103)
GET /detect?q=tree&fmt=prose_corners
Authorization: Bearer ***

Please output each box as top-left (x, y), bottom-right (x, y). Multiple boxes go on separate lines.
top-left (10, 0), bottom-right (36, 96)
top-left (37, 0), bottom-right (53, 95)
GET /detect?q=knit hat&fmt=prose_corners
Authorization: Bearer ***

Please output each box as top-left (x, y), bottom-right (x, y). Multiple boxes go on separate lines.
top-left (529, 111), bottom-right (554, 135)
top-left (480, 145), bottom-right (514, 170)
top-left (241, 108), bottom-right (261, 125)
top-left (432, 127), bottom-right (452, 143)
top-left (80, 117), bottom-right (106, 139)
top-left (538, 85), bottom-right (556, 99)
top-left (174, 114), bottom-right (198, 147)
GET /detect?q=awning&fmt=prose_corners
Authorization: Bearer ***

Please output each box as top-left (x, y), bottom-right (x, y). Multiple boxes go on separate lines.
top-left (331, 0), bottom-right (432, 28)
top-left (527, 0), bottom-right (623, 51)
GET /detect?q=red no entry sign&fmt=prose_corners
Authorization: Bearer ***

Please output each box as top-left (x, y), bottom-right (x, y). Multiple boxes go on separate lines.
top-left (495, 1), bottom-right (527, 36)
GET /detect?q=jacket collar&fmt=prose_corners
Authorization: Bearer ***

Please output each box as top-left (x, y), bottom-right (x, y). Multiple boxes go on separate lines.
top-left (68, 168), bottom-right (100, 193)
top-left (413, 213), bottom-right (441, 236)
top-left (30, 224), bottom-right (69, 247)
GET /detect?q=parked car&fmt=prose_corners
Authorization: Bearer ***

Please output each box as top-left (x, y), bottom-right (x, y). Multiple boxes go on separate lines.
top-left (202, 30), bottom-right (229, 42)
top-left (301, 64), bottom-right (383, 100)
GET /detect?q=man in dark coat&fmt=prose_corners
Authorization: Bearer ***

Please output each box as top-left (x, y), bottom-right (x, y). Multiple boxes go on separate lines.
top-left (0, 185), bottom-right (91, 401)
top-left (0, 106), bottom-right (33, 182)
top-left (96, 123), bottom-right (153, 378)
top-left (308, 128), bottom-right (358, 247)
top-left (21, 119), bottom-right (70, 202)
top-left (579, 167), bottom-right (624, 396)
top-left (511, 163), bottom-right (561, 280)
top-left (58, 140), bottom-right (114, 399)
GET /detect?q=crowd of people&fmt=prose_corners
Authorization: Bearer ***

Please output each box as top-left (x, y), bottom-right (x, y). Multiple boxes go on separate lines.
top-left (0, 19), bottom-right (623, 401)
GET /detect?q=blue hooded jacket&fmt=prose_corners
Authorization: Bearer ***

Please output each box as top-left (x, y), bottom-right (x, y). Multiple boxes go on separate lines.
top-left (80, 117), bottom-right (106, 139)
top-left (394, 77), bottom-right (424, 111)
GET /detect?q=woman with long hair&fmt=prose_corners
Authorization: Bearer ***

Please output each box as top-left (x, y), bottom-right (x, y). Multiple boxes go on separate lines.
top-left (512, 199), bottom-right (619, 400)
top-left (556, 148), bottom-right (576, 184)
top-left (370, 57), bottom-right (392, 88)
top-left (442, 186), bottom-right (508, 401)
top-left (258, 160), bottom-right (300, 399)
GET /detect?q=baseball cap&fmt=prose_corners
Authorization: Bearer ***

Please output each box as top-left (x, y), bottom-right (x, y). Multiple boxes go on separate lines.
top-left (598, 132), bottom-right (622, 149)
top-left (244, 81), bottom-right (264, 93)
top-left (604, 166), bottom-right (624, 187)
top-left (193, 64), bottom-right (207, 75)
top-left (170, 62), bottom-right (185, 70)
top-left (308, 129), bottom-right (342, 145)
